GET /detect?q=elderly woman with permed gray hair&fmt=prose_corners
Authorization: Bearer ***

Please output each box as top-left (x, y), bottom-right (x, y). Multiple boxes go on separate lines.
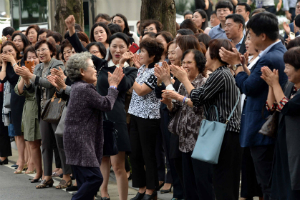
top-left (63, 52), bottom-right (124, 200)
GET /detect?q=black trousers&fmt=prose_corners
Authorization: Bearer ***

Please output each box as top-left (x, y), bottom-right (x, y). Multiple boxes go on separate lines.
top-left (213, 131), bottom-right (243, 200)
top-left (0, 126), bottom-right (12, 157)
top-left (182, 151), bottom-right (214, 200)
top-left (250, 145), bottom-right (275, 200)
top-left (130, 115), bottom-right (160, 189)
top-left (71, 165), bottom-right (103, 200)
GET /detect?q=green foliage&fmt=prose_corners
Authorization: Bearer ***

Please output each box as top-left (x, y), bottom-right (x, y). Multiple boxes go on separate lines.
top-left (175, 0), bottom-right (195, 15)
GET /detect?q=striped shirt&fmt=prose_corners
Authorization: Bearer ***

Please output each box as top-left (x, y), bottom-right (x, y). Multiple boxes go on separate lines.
top-left (190, 66), bottom-right (241, 133)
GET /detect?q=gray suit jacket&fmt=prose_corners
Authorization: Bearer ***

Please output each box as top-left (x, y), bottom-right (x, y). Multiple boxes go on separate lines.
top-left (25, 58), bottom-right (64, 117)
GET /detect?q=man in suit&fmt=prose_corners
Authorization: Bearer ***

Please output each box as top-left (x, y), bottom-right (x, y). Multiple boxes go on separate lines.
top-left (222, 12), bottom-right (288, 200)
top-left (224, 14), bottom-right (246, 54)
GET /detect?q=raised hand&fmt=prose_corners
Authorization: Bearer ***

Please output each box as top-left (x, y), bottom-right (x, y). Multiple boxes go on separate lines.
top-left (261, 66), bottom-right (279, 87)
top-left (54, 75), bottom-right (67, 90)
top-left (170, 64), bottom-right (188, 82)
top-left (15, 66), bottom-right (32, 80)
top-left (283, 22), bottom-right (291, 35)
top-left (47, 75), bottom-right (59, 89)
top-left (65, 15), bottom-right (76, 36)
top-left (120, 52), bottom-right (134, 65)
top-left (132, 53), bottom-right (141, 69)
top-left (50, 67), bottom-right (66, 80)
top-left (108, 67), bottom-right (124, 88)
top-left (219, 47), bottom-right (241, 66)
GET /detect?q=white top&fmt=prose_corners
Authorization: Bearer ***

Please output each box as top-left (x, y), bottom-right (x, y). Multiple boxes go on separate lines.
top-left (130, 31), bottom-right (140, 46)
top-left (128, 65), bottom-right (161, 119)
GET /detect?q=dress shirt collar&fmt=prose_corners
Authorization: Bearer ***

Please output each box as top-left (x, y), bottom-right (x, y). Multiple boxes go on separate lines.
top-left (108, 60), bottom-right (129, 68)
top-left (235, 35), bottom-right (245, 51)
top-left (259, 40), bottom-right (281, 58)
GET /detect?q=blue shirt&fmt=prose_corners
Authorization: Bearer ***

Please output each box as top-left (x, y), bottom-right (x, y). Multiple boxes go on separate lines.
top-left (208, 24), bottom-right (228, 39)
top-left (235, 35), bottom-right (245, 51)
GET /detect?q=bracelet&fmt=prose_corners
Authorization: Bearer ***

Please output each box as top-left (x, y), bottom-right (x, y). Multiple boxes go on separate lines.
top-left (12, 63), bottom-right (17, 68)
top-left (182, 97), bottom-right (186, 103)
top-left (185, 98), bottom-right (189, 104)
top-left (109, 86), bottom-right (117, 90)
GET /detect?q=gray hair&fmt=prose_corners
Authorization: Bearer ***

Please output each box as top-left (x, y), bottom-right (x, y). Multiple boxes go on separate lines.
top-left (66, 52), bottom-right (92, 82)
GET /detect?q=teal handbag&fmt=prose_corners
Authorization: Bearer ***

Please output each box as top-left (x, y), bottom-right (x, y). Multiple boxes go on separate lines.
top-left (191, 91), bottom-right (240, 164)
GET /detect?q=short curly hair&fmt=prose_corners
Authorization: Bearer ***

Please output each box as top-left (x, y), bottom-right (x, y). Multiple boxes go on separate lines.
top-left (66, 52), bottom-right (92, 82)
top-left (140, 38), bottom-right (164, 63)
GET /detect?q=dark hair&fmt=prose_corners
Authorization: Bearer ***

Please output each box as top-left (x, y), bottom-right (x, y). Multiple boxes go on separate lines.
top-left (38, 28), bottom-right (49, 37)
top-left (12, 32), bottom-right (30, 51)
top-left (60, 39), bottom-right (73, 61)
top-left (141, 20), bottom-right (163, 33)
top-left (140, 38), bottom-right (164, 63)
top-left (295, 15), bottom-right (300, 28)
top-left (77, 31), bottom-right (89, 44)
top-left (247, 12), bottom-right (279, 41)
top-left (211, 10), bottom-right (217, 16)
top-left (2, 27), bottom-right (15, 36)
top-left (195, 33), bottom-right (211, 49)
top-left (177, 29), bottom-right (195, 36)
top-left (176, 35), bottom-right (204, 54)
top-left (142, 32), bottom-right (157, 38)
top-left (215, 0), bottom-right (234, 11)
top-left (208, 39), bottom-right (234, 65)
top-left (25, 25), bottom-right (40, 37)
top-left (180, 19), bottom-right (199, 33)
top-left (286, 37), bottom-right (300, 49)
top-left (75, 23), bottom-right (83, 32)
top-left (183, 10), bottom-right (193, 17)
top-left (284, 47), bottom-right (300, 70)
top-left (46, 31), bottom-right (63, 44)
top-left (0, 41), bottom-right (22, 60)
top-left (226, 14), bottom-right (245, 29)
top-left (86, 42), bottom-right (107, 58)
top-left (35, 38), bottom-right (57, 57)
top-left (108, 23), bottom-right (123, 35)
top-left (23, 45), bottom-right (37, 61)
top-left (250, 8), bottom-right (266, 17)
top-left (94, 13), bottom-right (111, 23)
top-left (194, 9), bottom-right (208, 30)
top-left (112, 13), bottom-right (133, 37)
top-left (236, 2), bottom-right (251, 13)
top-left (167, 40), bottom-right (176, 51)
top-left (90, 22), bottom-right (111, 43)
top-left (181, 49), bottom-right (206, 76)
top-left (107, 32), bottom-right (130, 61)
top-left (56, 48), bottom-right (62, 60)
top-left (156, 31), bottom-right (174, 44)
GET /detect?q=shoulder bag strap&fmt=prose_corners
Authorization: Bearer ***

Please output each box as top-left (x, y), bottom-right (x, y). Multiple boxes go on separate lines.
top-left (226, 90), bottom-right (240, 124)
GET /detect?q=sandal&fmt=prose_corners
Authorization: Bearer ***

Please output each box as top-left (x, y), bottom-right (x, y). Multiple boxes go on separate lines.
top-left (36, 179), bottom-right (54, 189)
top-left (56, 179), bottom-right (72, 189)
top-left (14, 169), bottom-right (23, 174)
top-left (25, 169), bottom-right (36, 174)
top-left (52, 171), bottom-right (63, 177)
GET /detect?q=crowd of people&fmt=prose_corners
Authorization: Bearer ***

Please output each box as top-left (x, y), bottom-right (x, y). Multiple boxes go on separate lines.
top-left (0, 0), bottom-right (300, 200)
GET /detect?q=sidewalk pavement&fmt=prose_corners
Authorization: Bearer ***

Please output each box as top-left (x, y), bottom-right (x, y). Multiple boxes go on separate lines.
top-left (8, 144), bottom-right (173, 200)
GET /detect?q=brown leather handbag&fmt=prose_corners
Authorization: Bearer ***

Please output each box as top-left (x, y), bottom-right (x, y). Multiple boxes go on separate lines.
top-left (259, 106), bottom-right (279, 138)
top-left (41, 93), bottom-right (66, 124)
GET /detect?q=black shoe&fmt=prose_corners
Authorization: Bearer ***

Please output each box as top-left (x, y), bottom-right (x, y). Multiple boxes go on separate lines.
top-left (142, 191), bottom-right (157, 200)
top-left (160, 185), bottom-right (173, 194)
top-left (0, 158), bottom-right (8, 165)
top-left (10, 137), bottom-right (15, 142)
top-left (101, 197), bottom-right (110, 200)
top-left (128, 173), bottom-right (132, 180)
top-left (130, 192), bottom-right (145, 200)
top-left (156, 181), bottom-right (164, 191)
top-left (66, 185), bottom-right (78, 191)
top-left (11, 164), bottom-right (18, 168)
top-left (30, 176), bottom-right (42, 183)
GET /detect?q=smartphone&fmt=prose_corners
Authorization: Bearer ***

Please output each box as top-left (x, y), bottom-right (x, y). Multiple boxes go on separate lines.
top-left (290, 32), bottom-right (295, 40)
top-left (129, 43), bottom-right (140, 54)
top-left (25, 61), bottom-right (34, 73)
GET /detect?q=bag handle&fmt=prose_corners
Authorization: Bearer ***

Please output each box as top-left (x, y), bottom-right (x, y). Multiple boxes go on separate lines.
top-left (226, 90), bottom-right (240, 124)
top-left (207, 105), bottom-right (219, 122)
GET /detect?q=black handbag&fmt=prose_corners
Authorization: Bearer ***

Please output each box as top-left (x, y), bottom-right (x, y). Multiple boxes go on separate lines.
top-left (102, 112), bottom-right (118, 156)
top-left (41, 93), bottom-right (66, 124)
top-left (258, 107), bottom-right (279, 138)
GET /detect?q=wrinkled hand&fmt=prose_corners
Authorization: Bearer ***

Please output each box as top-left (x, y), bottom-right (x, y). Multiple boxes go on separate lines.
top-left (108, 66), bottom-right (124, 87)
top-left (161, 97), bottom-right (172, 108)
top-left (261, 66), bottom-right (279, 87)
top-left (65, 15), bottom-right (76, 30)
top-left (219, 47), bottom-right (241, 65)
top-left (50, 67), bottom-right (66, 80)
top-left (47, 75), bottom-right (59, 89)
top-left (120, 52), bottom-right (134, 65)
top-left (162, 90), bottom-right (181, 101)
top-left (132, 53), bottom-right (141, 69)
top-left (283, 22), bottom-right (291, 35)
top-left (170, 64), bottom-right (188, 82)
top-left (54, 75), bottom-right (67, 90)
top-left (15, 66), bottom-right (32, 80)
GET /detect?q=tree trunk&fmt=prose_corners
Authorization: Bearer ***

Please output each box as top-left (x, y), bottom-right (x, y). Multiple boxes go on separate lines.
top-left (141, 0), bottom-right (176, 37)
top-left (54, 0), bottom-right (84, 36)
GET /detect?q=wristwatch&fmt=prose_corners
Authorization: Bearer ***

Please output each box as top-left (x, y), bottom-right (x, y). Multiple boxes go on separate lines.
top-left (232, 63), bottom-right (243, 71)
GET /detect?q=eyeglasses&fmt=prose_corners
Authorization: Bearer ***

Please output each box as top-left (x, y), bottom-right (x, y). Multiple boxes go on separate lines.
top-left (90, 50), bottom-right (100, 54)
top-left (88, 65), bottom-right (96, 70)
top-left (36, 48), bottom-right (49, 53)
